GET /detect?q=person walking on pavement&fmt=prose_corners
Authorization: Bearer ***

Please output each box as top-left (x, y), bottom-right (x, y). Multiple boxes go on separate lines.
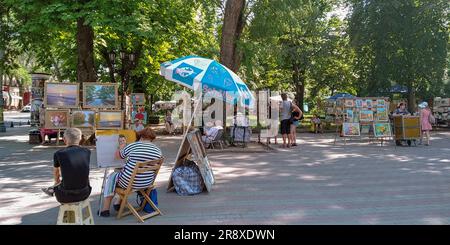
top-left (419, 102), bottom-right (433, 146)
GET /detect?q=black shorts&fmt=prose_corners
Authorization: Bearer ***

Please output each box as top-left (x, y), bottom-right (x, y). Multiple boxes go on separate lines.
top-left (280, 119), bottom-right (291, 135)
top-left (55, 185), bottom-right (91, 204)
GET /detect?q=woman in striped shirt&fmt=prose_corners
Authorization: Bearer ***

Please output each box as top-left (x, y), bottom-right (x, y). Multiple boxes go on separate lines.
top-left (99, 127), bottom-right (163, 217)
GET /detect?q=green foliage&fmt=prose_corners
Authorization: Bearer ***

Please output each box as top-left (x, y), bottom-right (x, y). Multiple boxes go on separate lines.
top-left (240, 0), bottom-right (355, 110)
top-left (348, 0), bottom-right (449, 99)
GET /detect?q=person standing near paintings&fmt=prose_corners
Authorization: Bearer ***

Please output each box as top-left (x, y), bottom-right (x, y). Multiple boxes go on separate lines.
top-left (289, 99), bottom-right (303, 147)
top-left (419, 102), bottom-right (433, 146)
top-left (280, 93), bottom-right (301, 148)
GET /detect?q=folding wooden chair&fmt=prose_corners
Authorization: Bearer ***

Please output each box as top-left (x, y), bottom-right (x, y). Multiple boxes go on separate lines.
top-left (210, 129), bottom-right (224, 149)
top-left (115, 157), bottom-right (164, 223)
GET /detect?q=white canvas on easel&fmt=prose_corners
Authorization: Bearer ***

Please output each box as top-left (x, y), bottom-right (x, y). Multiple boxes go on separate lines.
top-left (96, 134), bottom-right (125, 168)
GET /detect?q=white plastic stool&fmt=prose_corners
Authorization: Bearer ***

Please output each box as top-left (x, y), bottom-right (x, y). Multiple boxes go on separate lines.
top-left (57, 199), bottom-right (94, 225)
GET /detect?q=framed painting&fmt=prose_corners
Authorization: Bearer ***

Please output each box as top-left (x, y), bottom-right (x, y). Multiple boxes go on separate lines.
top-left (83, 83), bottom-right (118, 109)
top-left (342, 122), bottom-right (360, 136)
top-left (44, 109), bottom-right (70, 129)
top-left (360, 110), bottom-right (374, 122)
top-left (377, 99), bottom-right (386, 107)
top-left (131, 106), bottom-right (147, 125)
top-left (71, 110), bottom-right (96, 128)
top-left (355, 99), bottom-right (363, 108)
top-left (345, 109), bottom-right (354, 122)
top-left (97, 110), bottom-right (123, 129)
top-left (374, 122), bottom-right (392, 137)
top-left (344, 99), bottom-right (354, 108)
top-left (366, 100), bottom-right (373, 108)
top-left (131, 93), bottom-right (146, 105)
top-left (44, 82), bottom-right (79, 108)
top-left (376, 107), bottom-right (389, 121)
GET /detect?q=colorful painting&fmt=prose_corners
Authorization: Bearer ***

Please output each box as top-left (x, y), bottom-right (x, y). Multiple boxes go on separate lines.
top-left (355, 99), bottom-right (363, 108)
top-left (342, 123), bottom-right (360, 136)
top-left (344, 99), bottom-right (354, 108)
top-left (132, 105), bottom-right (147, 124)
top-left (346, 109), bottom-right (354, 121)
top-left (374, 123), bottom-right (392, 137)
top-left (83, 83), bottom-right (118, 108)
top-left (44, 83), bottom-right (79, 108)
top-left (131, 93), bottom-right (146, 105)
top-left (360, 110), bottom-right (374, 122)
top-left (377, 99), bottom-right (386, 107)
top-left (71, 110), bottom-right (95, 128)
top-left (366, 100), bottom-right (373, 108)
top-left (97, 111), bottom-right (123, 129)
top-left (376, 107), bottom-right (388, 121)
top-left (44, 110), bottom-right (70, 129)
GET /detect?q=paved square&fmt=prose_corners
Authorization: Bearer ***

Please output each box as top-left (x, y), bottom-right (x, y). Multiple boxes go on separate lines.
top-left (0, 126), bottom-right (449, 225)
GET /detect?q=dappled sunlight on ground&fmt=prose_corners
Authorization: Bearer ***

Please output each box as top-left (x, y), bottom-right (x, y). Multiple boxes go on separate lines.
top-left (1, 129), bottom-right (449, 224)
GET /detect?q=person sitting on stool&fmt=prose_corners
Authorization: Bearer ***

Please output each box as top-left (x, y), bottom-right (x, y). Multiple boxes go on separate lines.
top-left (41, 128), bottom-right (92, 204)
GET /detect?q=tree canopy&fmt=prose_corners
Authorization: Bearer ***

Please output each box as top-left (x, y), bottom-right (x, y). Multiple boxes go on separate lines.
top-left (1, 0), bottom-right (449, 111)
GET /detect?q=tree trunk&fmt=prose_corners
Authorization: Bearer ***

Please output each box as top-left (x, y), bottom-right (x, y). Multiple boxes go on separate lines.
top-left (76, 17), bottom-right (96, 99)
top-left (220, 0), bottom-right (246, 72)
top-left (293, 63), bottom-right (305, 111)
top-left (407, 82), bottom-right (416, 113)
top-left (18, 80), bottom-right (24, 109)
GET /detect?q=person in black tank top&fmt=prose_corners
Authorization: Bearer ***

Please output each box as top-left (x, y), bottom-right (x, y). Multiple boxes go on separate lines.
top-left (290, 100), bottom-right (303, 147)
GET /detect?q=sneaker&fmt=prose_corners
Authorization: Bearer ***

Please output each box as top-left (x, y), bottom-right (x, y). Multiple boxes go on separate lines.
top-left (41, 187), bottom-right (54, 197)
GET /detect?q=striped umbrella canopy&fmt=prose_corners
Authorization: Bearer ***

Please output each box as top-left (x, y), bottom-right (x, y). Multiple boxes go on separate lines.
top-left (160, 56), bottom-right (253, 105)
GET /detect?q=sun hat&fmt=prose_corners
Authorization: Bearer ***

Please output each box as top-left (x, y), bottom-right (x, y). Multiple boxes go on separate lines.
top-left (418, 102), bottom-right (428, 108)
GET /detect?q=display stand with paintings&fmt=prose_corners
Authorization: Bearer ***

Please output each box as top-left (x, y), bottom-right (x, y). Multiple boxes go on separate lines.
top-left (331, 97), bottom-right (390, 145)
top-left (167, 129), bottom-right (215, 193)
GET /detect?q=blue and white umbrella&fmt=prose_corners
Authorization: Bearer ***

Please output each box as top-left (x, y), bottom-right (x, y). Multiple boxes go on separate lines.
top-left (160, 56), bottom-right (253, 105)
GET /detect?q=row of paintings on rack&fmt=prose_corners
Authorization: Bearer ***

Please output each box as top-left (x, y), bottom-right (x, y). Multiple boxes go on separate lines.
top-left (343, 108), bottom-right (389, 122)
top-left (342, 122), bottom-right (392, 137)
top-left (45, 110), bottom-right (123, 129)
top-left (341, 99), bottom-right (387, 108)
top-left (44, 82), bottom-right (145, 109)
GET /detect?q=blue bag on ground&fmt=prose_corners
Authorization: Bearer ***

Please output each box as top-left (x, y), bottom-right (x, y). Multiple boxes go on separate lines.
top-left (172, 159), bottom-right (205, 196)
top-left (136, 189), bottom-right (158, 213)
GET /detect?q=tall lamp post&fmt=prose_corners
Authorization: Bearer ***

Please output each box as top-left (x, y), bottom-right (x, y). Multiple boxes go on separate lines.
top-left (0, 50), bottom-right (6, 132)
top-left (109, 51), bottom-right (136, 126)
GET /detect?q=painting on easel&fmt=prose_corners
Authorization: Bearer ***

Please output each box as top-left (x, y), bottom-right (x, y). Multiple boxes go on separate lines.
top-left (360, 110), bottom-right (374, 122)
top-left (376, 107), bottom-right (389, 121)
top-left (342, 123), bottom-right (361, 136)
top-left (374, 123), bottom-right (392, 137)
top-left (344, 99), bottom-right (355, 108)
